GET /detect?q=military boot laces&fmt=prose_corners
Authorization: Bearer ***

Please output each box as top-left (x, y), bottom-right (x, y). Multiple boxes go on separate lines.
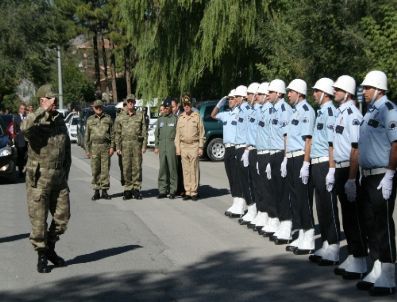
top-left (37, 251), bottom-right (51, 273)
top-left (91, 190), bottom-right (100, 201)
top-left (46, 242), bottom-right (66, 267)
top-left (101, 190), bottom-right (111, 200)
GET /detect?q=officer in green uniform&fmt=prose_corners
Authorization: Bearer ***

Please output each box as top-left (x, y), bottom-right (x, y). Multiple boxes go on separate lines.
top-left (155, 98), bottom-right (178, 199)
top-left (114, 94), bottom-right (148, 200)
top-left (22, 84), bottom-right (71, 273)
top-left (85, 100), bottom-right (114, 200)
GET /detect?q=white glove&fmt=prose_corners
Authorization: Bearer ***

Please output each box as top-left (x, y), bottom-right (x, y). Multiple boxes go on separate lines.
top-left (280, 157), bottom-right (287, 178)
top-left (216, 96), bottom-right (228, 109)
top-left (299, 161), bottom-right (310, 184)
top-left (266, 163), bottom-right (272, 180)
top-left (377, 169), bottom-right (395, 200)
top-left (344, 179), bottom-right (356, 202)
top-left (256, 161), bottom-right (260, 175)
top-left (325, 168), bottom-right (335, 192)
top-left (241, 150), bottom-right (250, 167)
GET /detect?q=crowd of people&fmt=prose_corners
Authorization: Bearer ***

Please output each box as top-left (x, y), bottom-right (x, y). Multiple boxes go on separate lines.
top-left (212, 70), bottom-right (396, 296)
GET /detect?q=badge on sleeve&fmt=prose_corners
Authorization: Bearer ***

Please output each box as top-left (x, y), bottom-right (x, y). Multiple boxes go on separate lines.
top-left (388, 121), bottom-right (397, 130)
top-left (160, 122), bottom-right (164, 128)
top-left (352, 119), bottom-right (360, 126)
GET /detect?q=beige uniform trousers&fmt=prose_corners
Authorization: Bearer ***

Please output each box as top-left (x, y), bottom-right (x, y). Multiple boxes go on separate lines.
top-left (180, 142), bottom-right (200, 196)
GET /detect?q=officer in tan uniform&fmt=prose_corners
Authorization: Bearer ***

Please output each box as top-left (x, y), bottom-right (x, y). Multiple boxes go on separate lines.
top-left (175, 98), bottom-right (205, 200)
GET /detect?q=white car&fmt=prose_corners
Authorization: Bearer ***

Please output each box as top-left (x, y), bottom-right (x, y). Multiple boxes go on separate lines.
top-left (66, 115), bottom-right (79, 143)
top-left (147, 122), bottom-right (157, 147)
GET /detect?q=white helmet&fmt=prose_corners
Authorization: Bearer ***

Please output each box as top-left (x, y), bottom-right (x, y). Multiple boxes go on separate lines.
top-left (115, 101), bottom-right (124, 109)
top-left (228, 89), bottom-right (236, 97)
top-left (247, 82), bottom-right (260, 94)
top-left (257, 82), bottom-right (269, 94)
top-left (287, 79), bottom-right (307, 96)
top-left (312, 78), bottom-right (334, 96)
top-left (361, 70), bottom-right (387, 91)
top-left (268, 79), bottom-right (286, 94)
top-left (234, 85), bottom-right (248, 97)
top-left (333, 75), bottom-right (356, 95)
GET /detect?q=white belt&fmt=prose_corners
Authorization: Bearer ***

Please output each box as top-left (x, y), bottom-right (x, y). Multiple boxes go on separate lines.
top-left (335, 161), bottom-right (350, 168)
top-left (286, 150), bottom-right (305, 158)
top-left (247, 146), bottom-right (256, 150)
top-left (257, 150), bottom-right (270, 155)
top-left (311, 156), bottom-right (329, 165)
top-left (269, 150), bottom-right (283, 155)
top-left (362, 167), bottom-right (387, 177)
top-left (224, 143), bottom-right (235, 148)
top-left (235, 144), bottom-right (246, 149)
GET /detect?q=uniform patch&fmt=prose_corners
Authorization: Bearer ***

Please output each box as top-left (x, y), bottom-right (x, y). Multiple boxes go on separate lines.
top-left (258, 121), bottom-right (265, 127)
top-left (291, 119), bottom-right (299, 125)
top-left (347, 108), bottom-right (353, 115)
top-left (388, 121), bottom-right (397, 130)
top-left (245, 105), bottom-right (250, 110)
top-left (302, 104), bottom-right (309, 111)
top-left (238, 117), bottom-right (244, 123)
top-left (250, 118), bottom-right (255, 123)
top-left (272, 119), bottom-right (278, 125)
top-left (352, 119), bottom-right (360, 125)
top-left (335, 125), bottom-right (344, 134)
top-left (385, 102), bottom-right (394, 111)
top-left (303, 117), bottom-right (309, 123)
top-left (368, 119), bottom-right (379, 128)
top-left (328, 107), bottom-right (333, 116)
top-left (281, 104), bottom-right (286, 112)
top-left (327, 124), bottom-right (334, 130)
top-left (317, 123), bottom-right (324, 130)
top-left (231, 121), bottom-right (237, 125)
top-left (223, 121), bottom-right (227, 126)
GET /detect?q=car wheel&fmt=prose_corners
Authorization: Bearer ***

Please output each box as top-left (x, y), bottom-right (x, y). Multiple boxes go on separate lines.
top-left (206, 138), bottom-right (225, 161)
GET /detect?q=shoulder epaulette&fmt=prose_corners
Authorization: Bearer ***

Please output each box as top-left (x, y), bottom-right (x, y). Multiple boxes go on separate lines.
top-left (245, 105), bottom-right (250, 110)
top-left (347, 108), bottom-right (353, 115)
top-left (385, 102), bottom-right (394, 111)
top-left (327, 107), bottom-right (333, 116)
top-left (281, 104), bottom-right (286, 112)
top-left (302, 104), bottom-right (309, 111)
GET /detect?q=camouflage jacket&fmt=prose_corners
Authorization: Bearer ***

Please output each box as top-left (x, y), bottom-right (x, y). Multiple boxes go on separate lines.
top-left (114, 110), bottom-right (148, 150)
top-left (85, 113), bottom-right (114, 153)
top-left (21, 108), bottom-right (71, 177)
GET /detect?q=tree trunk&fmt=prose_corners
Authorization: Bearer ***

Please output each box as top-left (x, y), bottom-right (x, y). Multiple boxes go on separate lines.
top-left (101, 33), bottom-right (109, 98)
top-left (124, 46), bottom-right (131, 96)
top-left (110, 41), bottom-right (118, 103)
top-left (93, 30), bottom-right (101, 90)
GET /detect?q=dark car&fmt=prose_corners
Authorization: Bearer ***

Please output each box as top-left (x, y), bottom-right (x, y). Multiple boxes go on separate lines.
top-left (196, 100), bottom-right (228, 161)
top-left (0, 115), bottom-right (17, 182)
top-left (76, 104), bottom-right (116, 148)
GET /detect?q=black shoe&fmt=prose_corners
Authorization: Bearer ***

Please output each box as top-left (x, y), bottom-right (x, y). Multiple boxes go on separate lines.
top-left (334, 267), bottom-right (346, 276)
top-left (342, 271), bottom-right (365, 280)
top-left (318, 259), bottom-right (339, 266)
top-left (262, 231), bottom-right (274, 238)
top-left (101, 190), bottom-right (111, 200)
top-left (356, 280), bottom-right (374, 291)
top-left (191, 195), bottom-right (198, 201)
top-left (123, 190), bottom-right (132, 200)
top-left (369, 286), bottom-right (396, 296)
top-left (91, 190), bottom-right (100, 201)
top-left (183, 195), bottom-right (191, 200)
top-left (169, 193), bottom-right (176, 199)
top-left (247, 223), bottom-right (256, 229)
top-left (285, 245), bottom-right (297, 252)
top-left (37, 251), bottom-right (51, 273)
top-left (157, 193), bottom-right (167, 199)
top-left (258, 229), bottom-right (266, 235)
top-left (133, 189), bottom-right (142, 200)
top-left (293, 248), bottom-right (314, 255)
top-left (224, 211), bottom-right (232, 217)
top-left (274, 238), bottom-right (291, 245)
top-left (309, 255), bottom-right (322, 263)
top-left (46, 242), bottom-right (66, 267)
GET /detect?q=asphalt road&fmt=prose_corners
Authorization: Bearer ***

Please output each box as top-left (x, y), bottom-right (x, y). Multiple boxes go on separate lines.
top-left (0, 145), bottom-right (395, 302)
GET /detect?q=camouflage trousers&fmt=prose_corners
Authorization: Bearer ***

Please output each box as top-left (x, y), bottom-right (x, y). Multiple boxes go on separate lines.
top-left (90, 143), bottom-right (111, 190)
top-left (122, 142), bottom-right (143, 190)
top-left (26, 167), bottom-right (70, 251)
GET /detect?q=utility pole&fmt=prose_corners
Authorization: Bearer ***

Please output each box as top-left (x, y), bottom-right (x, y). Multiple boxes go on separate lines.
top-left (57, 45), bottom-right (64, 109)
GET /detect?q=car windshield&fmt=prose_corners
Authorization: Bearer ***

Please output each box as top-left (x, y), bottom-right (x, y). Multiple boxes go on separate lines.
top-left (71, 117), bottom-right (79, 125)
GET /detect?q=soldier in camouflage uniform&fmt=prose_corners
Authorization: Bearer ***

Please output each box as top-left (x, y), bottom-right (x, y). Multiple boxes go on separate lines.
top-left (154, 98), bottom-right (178, 199)
top-left (85, 100), bottom-right (114, 200)
top-left (114, 94), bottom-right (148, 200)
top-left (21, 84), bottom-right (71, 273)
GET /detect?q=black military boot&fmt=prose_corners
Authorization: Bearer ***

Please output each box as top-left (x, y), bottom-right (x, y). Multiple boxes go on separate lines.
top-left (46, 242), bottom-right (66, 267)
top-left (101, 190), bottom-right (111, 199)
top-left (133, 189), bottom-right (142, 200)
top-left (123, 190), bottom-right (132, 200)
top-left (37, 250), bottom-right (51, 273)
top-left (91, 190), bottom-right (100, 201)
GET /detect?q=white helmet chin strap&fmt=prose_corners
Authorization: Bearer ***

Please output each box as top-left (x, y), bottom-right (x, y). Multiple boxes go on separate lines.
top-left (319, 92), bottom-right (325, 104)
top-left (343, 92), bottom-right (348, 102)
top-left (371, 89), bottom-right (379, 103)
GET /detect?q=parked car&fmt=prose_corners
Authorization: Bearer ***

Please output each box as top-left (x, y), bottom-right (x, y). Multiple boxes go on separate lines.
top-left (66, 115), bottom-right (79, 143)
top-left (0, 115), bottom-right (17, 182)
top-left (196, 100), bottom-right (227, 161)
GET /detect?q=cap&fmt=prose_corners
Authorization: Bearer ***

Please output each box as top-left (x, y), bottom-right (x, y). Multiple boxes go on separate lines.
top-left (91, 100), bottom-right (103, 107)
top-left (182, 96), bottom-right (192, 105)
top-left (36, 84), bottom-right (58, 99)
top-left (163, 98), bottom-right (172, 107)
top-left (126, 94), bottom-right (136, 101)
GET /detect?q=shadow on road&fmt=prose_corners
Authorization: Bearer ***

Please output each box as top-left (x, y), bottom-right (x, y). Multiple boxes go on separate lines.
top-left (1, 250), bottom-right (390, 302)
top-left (67, 244), bottom-right (143, 266)
top-left (0, 232), bottom-right (29, 243)
top-left (198, 185), bottom-right (229, 199)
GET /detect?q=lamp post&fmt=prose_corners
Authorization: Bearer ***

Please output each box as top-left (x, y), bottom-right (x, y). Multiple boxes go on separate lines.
top-left (57, 45), bottom-right (64, 109)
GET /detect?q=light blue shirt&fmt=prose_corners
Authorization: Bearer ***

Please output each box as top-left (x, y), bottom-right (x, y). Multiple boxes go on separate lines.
top-left (246, 103), bottom-right (261, 147)
top-left (269, 99), bottom-right (293, 150)
top-left (256, 102), bottom-right (272, 150)
top-left (359, 96), bottom-right (397, 168)
top-left (311, 101), bottom-right (337, 158)
top-left (286, 100), bottom-right (315, 152)
top-left (333, 100), bottom-right (362, 163)
top-left (235, 102), bottom-right (255, 145)
top-left (215, 106), bottom-right (239, 144)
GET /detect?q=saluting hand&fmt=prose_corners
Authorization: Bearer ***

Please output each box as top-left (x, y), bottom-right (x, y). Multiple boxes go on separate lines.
top-left (109, 148), bottom-right (114, 156)
top-left (116, 149), bottom-right (122, 155)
